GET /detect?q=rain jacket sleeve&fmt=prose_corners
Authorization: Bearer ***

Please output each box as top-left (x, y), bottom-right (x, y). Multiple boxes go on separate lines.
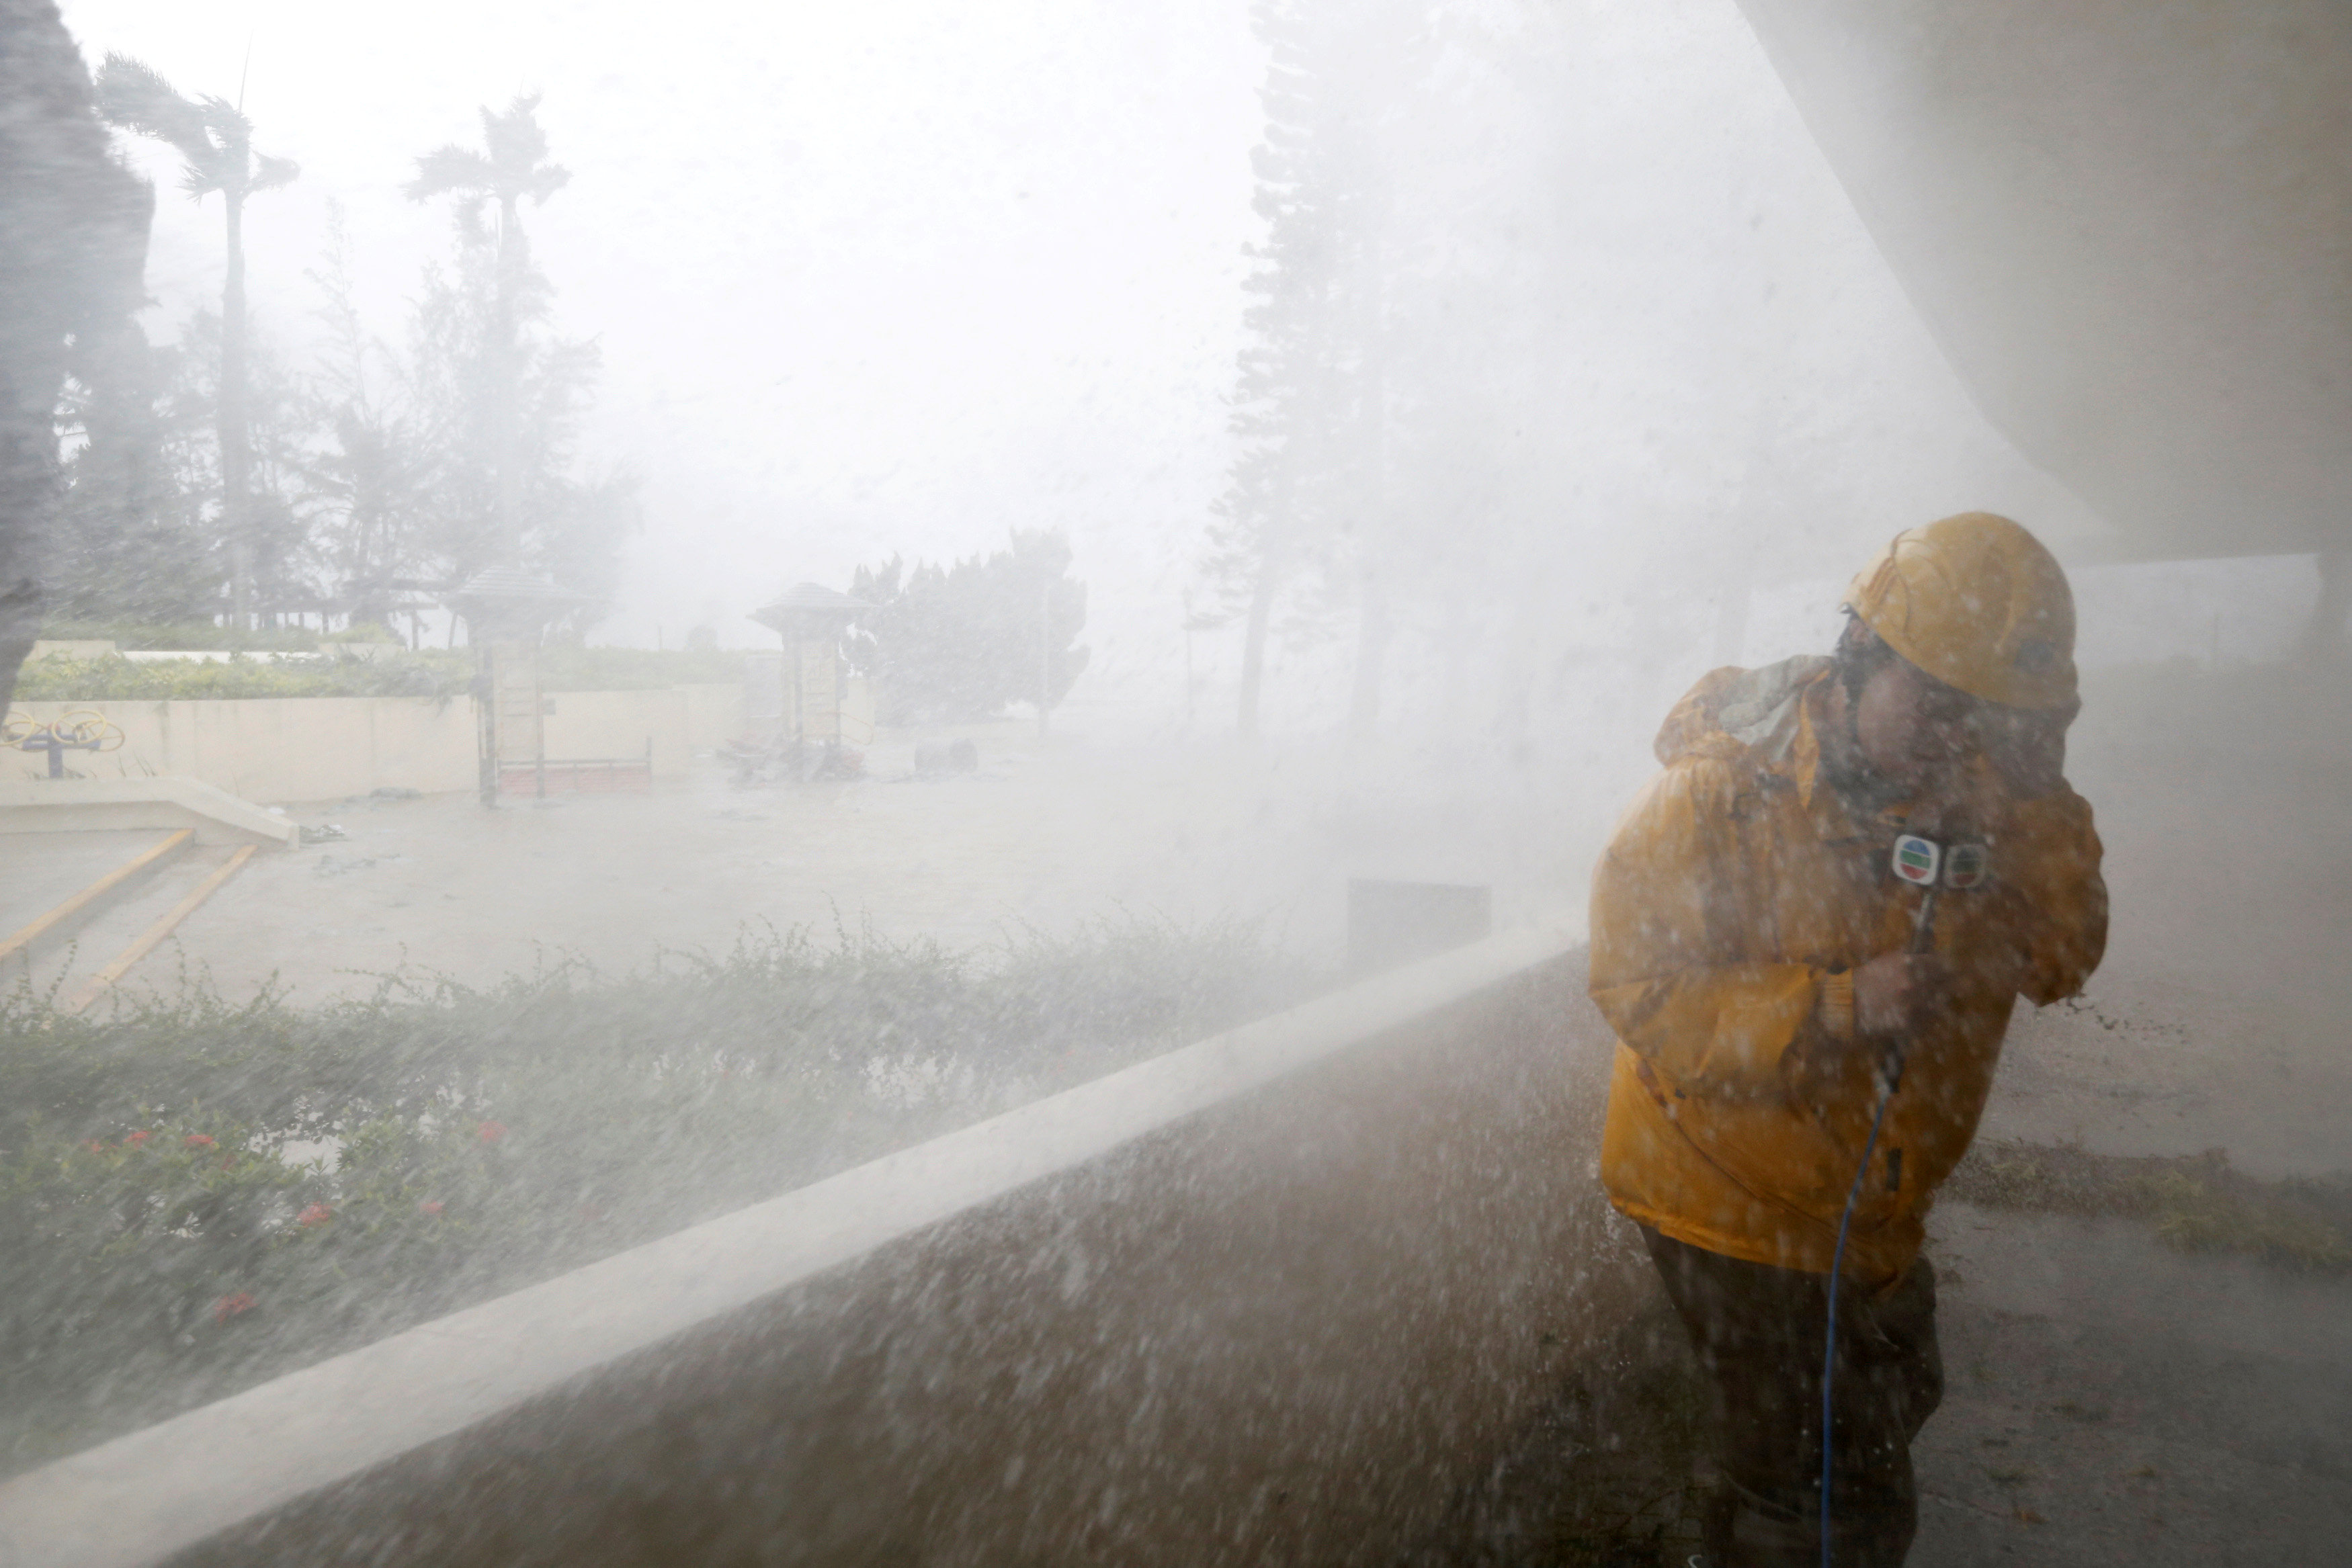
top-left (1997, 787), bottom-right (2107, 1004)
top-left (1588, 757), bottom-right (1826, 1097)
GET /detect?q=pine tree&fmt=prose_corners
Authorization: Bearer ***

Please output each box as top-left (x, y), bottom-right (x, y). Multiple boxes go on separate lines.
top-left (1206, 0), bottom-right (1417, 738)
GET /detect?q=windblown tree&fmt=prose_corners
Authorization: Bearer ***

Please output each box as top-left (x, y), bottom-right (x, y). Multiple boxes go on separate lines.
top-left (304, 205), bottom-right (430, 636)
top-left (847, 531), bottom-right (1089, 725)
top-left (404, 95), bottom-right (570, 564)
top-left (1208, 1), bottom-right (1339, 740)
top-left (94, 54), bottom-right (299, 633)
top-left (1206, 0), bottom-right (1416, 740)
top-left (0, 0), bottom-right (151, 709)
top-left (401, 175), bottom-right (635, 623)
top-left (51, 295), bottom-right (325, 636)
top-left (48, 322), bottom-right (215, 627)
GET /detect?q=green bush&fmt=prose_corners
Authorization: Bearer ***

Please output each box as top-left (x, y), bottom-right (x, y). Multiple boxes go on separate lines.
top-left (0, 918), bottom-right (1311, 1474)
top-left (11, 646), bottom-right (745, 702)
top-left (9, 651), bottom-right (473, 703)
top-left (36, 621), bottom-right (329, 653)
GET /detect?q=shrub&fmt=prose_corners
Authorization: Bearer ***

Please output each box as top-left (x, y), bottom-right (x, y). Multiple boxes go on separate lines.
top-left (36, 621), bottom-right (327, 653)
top-left (9, 651), bottom-right (472, 703)
top-left (0, 918), bottom-right (1312, 1474)
top-left (11, 646), bottom-right (744, 702)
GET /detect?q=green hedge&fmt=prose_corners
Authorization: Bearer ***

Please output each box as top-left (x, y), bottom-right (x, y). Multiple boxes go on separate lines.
top-left (9, 646), bottom-right (747, 703)
top-left (36, 621), bottom-right (339, 653)
top-left (10, 652), bottom-right (473, 703)
top-left (0, 918), bottom-right (1309, 1475)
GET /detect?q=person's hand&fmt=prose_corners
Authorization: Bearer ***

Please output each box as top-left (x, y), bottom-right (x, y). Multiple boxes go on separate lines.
top-left (1976, 698), bottom-right (2078, 798)
top-left (1854, 950), bottom-right (1947, 1037)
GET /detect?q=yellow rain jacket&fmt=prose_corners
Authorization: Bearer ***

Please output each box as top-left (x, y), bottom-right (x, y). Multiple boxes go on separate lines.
top-left (1593, 656), bottom-right (2106, 1285)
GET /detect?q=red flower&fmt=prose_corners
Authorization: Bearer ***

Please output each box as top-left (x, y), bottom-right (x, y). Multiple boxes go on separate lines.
top-left (126, 1130), bottom-right (151, 1147)
top-left (214, 1292), bottom-right (256, 1323)
top-left (184, 1134), bottom-right (216, 1149)
top-left (476, 1121), bottom-right (507, 1145)
top-left (418, 1199), bottom-right (445, 1217)
top-left (85, 1139), bottom-right (106, 1153)
top-left (296, 1202), bottom-right (333, 1228)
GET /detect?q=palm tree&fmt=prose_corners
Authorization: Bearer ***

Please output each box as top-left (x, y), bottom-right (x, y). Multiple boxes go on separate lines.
top-left (405, 96), bottom-right (570, 557)
top-left (94, 54), bottom-right (298, 633)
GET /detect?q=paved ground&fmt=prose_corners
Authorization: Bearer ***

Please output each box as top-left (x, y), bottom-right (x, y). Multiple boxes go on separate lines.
top-left (1439, 662), bottom-right (2352, 1565)
top-left (2, 828), bottom-right (244, 1005)
top-left (1912, 1203), bottom-right (2352, 1563)
top-left (0, 829), bottom-right (178, 932)
top-left (5, 720), bottom-right (1598, 1008)
top-left (1839, 666), bottom-right (2352, 1564)
top-left (8, 665), bottom-right (2347, 1561)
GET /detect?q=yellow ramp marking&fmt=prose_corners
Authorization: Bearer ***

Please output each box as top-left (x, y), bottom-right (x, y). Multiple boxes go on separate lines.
top-left (60, 844), bottom-right (257, 1016)
top-left (0, 828), bottom-right (194, 969)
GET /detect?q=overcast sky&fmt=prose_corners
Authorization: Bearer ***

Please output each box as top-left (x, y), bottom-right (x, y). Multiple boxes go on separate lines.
top-left (56, 0), bottom-right (1264, 653)
top-left (59, 0), bottom-right (2206, 711)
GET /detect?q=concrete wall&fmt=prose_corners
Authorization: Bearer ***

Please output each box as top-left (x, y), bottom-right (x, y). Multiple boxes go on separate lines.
top-left (680, 682), bottom-right (748, 750)
top-left (538, 686), bottom-right (744, 777)
top-left (4, 685), bottom-right (747, 803)
top-left (0, 926), bottom-right (1647, 1568)
top-left (1732, 0), bottom-right (2352, 560)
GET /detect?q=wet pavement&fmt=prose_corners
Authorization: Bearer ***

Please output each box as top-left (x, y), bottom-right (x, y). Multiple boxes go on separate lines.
top-left (14, 722), bottom-right (1594, 1007)
top-left (1912, 1202), bottom-right (2352, 1563)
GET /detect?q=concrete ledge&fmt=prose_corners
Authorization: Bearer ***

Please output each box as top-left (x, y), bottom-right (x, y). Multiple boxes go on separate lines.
top-left (0, 918), bottom-right (1634, 1568)
top-left (0, 778), bottom-right (296, 848)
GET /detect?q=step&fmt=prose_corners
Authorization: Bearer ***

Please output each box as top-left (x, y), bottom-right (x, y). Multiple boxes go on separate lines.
top-left (0, 830), bottom-right (194, 976)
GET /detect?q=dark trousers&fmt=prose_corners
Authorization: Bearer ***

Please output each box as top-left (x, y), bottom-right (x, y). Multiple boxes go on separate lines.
top-left (1640, 1227), bottom-right (1943, 1567)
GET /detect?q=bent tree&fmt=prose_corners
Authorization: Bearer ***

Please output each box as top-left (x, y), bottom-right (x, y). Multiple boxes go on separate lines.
top-left (95, 53), bottom-right (300, 632)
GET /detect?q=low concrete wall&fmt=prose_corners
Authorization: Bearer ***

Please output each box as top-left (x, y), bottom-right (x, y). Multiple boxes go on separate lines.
top-left (541, 685), bottom-right (747, 775)
top-left (0, 924), bottom-right (1643, 1568)
top-left (4, 686), bottom-right (747, 802)
top-left (6, 696), bottom-right (476, 799)
top-left (0, 778), bottom-right (297, 847)
top-left (680, 681), bottom-right (747, 750)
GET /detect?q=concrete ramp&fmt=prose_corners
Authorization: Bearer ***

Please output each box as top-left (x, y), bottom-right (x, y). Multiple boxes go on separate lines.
top-left (0, 777), bottom-right (297, 848)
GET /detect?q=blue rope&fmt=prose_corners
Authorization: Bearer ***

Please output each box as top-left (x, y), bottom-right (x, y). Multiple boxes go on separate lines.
top-left (1820, 1072), bottom-right (1897, 1567)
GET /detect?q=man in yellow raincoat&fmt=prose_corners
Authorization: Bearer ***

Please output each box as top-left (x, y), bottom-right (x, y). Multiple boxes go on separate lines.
top-left (1591, 513), bottom-right (2107, 1566)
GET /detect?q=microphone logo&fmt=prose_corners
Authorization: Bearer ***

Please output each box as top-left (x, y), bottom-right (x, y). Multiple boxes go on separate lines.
top-left (1892, 833), bottom-right (1941, 885)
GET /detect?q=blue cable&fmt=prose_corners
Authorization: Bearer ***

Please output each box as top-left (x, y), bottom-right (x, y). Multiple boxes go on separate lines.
top-left (1820, 1065), bottom-right (1898, 1568)
top-left (1820, 875), bottom-right (1939, 1565)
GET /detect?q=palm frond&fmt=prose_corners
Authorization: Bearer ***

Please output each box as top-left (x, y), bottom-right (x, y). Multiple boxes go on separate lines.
top-left (250, 153), bottom-right (301, 193)
top-left (484, 95), bottom-right (570, 204)
top-left (406, 145), bottom-right (495, 202)
top-left (93, 54), bottom-right (212, 163)
top-left (196, 91), bottom-right (250, 129)
top-left (175, 163), bottom-right (227, 202)
top-left (521, 163), bottom-right (572, 206)
top-left (481, 95), bottom-right (552, 173)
